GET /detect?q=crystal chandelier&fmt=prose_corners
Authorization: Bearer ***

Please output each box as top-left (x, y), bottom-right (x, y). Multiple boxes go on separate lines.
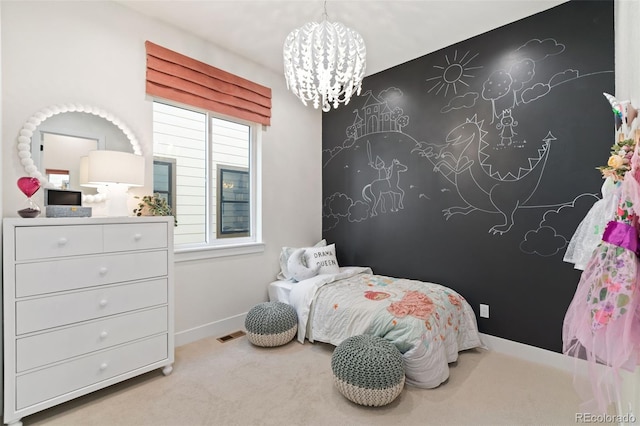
top-left (283, 5), bottom-right (366, 112)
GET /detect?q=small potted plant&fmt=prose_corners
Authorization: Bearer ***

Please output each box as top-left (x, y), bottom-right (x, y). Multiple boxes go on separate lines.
top-left (133, 194), bottom-right (177, 226)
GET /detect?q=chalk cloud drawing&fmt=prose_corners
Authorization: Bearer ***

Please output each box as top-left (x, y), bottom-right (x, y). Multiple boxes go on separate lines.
top-left (441, 92), bottom-right (479, 113)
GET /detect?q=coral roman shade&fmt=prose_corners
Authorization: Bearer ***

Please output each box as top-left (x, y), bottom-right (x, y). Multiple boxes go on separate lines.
top-left (145, 41), bottom-right (272, 126)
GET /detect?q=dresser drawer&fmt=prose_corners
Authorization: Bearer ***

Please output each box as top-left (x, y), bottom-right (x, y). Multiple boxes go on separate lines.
top-left (103, 223), bottom-right (168, 253)
top-left (16, 307), bottom-right (168, 372)
top-left (15, 225), bottom-right (103, 261)
top-left (16, 278), bottom-right (168, 335)
top-left (16, 334), bottom-right (168, 410)
top-left (15, 250), bottom-right (168, 297)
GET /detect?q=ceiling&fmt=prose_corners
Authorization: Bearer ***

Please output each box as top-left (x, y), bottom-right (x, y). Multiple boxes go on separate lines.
top-left (117, 0), bottom-right (567, 77)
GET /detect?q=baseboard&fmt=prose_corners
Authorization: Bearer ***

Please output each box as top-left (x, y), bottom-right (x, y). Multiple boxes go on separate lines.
top-left (479, 333), bottom-right (582, 375)
top-left (175, 313), bottom-right (247, 347)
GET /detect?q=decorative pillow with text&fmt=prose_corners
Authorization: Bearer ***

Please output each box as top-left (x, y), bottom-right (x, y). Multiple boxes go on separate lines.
top-left (304, 243), bottom-right (340, 275)
top-left (277, 239), bottom-right (326, 280)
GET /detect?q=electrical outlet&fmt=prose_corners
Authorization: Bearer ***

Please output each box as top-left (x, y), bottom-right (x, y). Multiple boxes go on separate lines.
top-left (480, 304), bottom-right (489, 318)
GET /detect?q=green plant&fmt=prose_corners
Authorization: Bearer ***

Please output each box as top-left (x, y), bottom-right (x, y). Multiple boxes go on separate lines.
top-left (133, 194), bottom-right (177, 226)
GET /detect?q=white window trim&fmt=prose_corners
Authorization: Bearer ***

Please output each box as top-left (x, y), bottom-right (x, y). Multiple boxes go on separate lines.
top-left (152, 101), bottom-right (264, 260)
top-left (175, 130), bottom-right (263, 262)
top-left (175, 242), bottom-right (265, 262)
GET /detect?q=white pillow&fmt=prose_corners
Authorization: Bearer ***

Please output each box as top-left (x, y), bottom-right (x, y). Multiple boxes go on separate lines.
top-left (287, 248), bottom-right (320, 282)
top-left (304, 243), bottom-right (340, 275)
top-left (277, 239), bottom-right (326, 280)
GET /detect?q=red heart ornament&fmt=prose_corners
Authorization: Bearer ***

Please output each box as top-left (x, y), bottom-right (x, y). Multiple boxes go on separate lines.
top-left (17, 177), bottom-right (41, 198)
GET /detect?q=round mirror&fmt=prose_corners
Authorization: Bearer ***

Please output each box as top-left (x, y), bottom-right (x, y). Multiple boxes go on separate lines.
top-left (17, 104), bottom-right (142, 192)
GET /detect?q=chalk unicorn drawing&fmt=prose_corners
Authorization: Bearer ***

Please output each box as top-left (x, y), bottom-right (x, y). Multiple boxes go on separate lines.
top-left (362, 159), bottom-right (408, 217)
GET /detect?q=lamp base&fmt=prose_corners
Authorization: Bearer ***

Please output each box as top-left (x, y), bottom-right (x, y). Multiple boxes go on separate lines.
top-left (103, 184), bottom-right (132, 217)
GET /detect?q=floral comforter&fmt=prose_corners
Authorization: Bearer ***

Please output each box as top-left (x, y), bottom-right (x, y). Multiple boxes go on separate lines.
top-left (288, 267), bottom-right (483, 388)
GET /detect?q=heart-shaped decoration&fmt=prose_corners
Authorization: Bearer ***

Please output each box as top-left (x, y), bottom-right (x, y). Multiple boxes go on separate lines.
top-left (17, 177), bottom-right (41, 198)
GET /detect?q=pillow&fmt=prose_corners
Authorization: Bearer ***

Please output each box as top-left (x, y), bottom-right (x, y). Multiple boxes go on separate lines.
top-left (287, 248), bottom-right (320, 282)
top-left (277, 239), bottom-right (326, 280)
top-left (304, 243), bottom-right (340, 275)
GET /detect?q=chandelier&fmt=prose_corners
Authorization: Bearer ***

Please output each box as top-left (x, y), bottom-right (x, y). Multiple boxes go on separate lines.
top-left (283, 5), bottom-right (366, 112)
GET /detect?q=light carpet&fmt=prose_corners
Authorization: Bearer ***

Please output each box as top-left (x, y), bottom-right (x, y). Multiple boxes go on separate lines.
top-left (23, 334), bottom-right (591, 426)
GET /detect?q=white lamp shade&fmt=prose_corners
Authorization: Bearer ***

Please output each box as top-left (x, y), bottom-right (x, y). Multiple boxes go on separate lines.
top-left (79, 156), bottom-right (99, 188)
top-left (87, 150), bottom-right (144, 186)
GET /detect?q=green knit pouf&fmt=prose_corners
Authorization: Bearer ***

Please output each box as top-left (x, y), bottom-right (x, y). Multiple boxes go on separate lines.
top-left (245, 301), bottom-right (298, 347)
top-left (331, 334), bottom-right (405, 406)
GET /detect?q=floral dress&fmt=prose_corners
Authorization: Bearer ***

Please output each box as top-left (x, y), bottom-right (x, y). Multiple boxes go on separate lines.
top-left (563, 171), bottom-right (640, 413)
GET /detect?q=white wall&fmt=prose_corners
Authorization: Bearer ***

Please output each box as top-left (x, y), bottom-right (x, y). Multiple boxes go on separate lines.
top-left (0, 1), bottom-right (322, 344)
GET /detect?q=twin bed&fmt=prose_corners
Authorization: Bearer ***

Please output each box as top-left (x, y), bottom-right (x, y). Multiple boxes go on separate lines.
top-left (268, 265), bottom-right (483, 389)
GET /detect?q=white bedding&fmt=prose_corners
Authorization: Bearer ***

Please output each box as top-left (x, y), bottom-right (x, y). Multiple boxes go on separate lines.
top-left (287, 267), bottom-right (483, 389)
top-left (267, 280), bottom-right (294, 304)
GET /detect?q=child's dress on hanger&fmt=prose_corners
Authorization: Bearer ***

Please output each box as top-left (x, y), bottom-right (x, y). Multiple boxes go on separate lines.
top-left (563, 146), bottom-right (640, 413)
top-left (563, 177), bottom-right (621, 270)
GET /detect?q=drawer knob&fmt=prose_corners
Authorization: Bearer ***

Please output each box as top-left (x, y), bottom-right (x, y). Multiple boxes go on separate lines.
top-left (134, 233), bottom-right (142, 241)
top-left (57, 237), bottom-right (68, 246)
top-left (99, 267), bottom-right (108, 275)
top-left (99, 362), bottom-right (108, 371)
top-left (99, 299), bottom-right (108, 308)
top-left (99, 331), bottom-right (109, 339)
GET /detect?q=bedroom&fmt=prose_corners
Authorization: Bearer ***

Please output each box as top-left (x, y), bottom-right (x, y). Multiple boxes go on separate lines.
top-left (1, 0), bottom-right (639, 424)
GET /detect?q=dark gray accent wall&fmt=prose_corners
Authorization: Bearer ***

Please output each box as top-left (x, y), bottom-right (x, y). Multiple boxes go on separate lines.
top-left (321, 0), bottom-right (614, 353)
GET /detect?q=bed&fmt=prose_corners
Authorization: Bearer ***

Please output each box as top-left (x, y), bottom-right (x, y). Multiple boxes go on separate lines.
top-left (268, 265), bottom-right (483, 389)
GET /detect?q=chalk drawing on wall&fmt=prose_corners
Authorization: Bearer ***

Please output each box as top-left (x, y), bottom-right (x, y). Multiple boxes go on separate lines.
top-left (518, 192), bottom-right (600, 256)
top-left (426, 116), bottom-right (557, 235)
top-left (362, 157), bottom-right (408, 217)
top-left (441, 92), bottom-right (480, 113)
top-left (323, 32), bottom-right (613, 255)
top-left (478, 38), bottom-right (562, 123)
top-left (325, 88), bottom-right (409, 167)
top-left (426, 50), bottom-right (482, 97)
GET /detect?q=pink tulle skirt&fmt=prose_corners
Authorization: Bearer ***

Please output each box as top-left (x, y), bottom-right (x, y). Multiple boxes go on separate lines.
top-left (563, 240), bottom-right (640, 413)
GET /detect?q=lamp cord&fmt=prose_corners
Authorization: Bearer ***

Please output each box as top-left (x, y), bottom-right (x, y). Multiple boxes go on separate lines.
top-left (322, 0), bottom-right (328, 20)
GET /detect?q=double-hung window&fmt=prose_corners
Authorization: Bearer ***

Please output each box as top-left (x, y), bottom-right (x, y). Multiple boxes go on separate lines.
top-left (152, 101), bottom-right (261, 257)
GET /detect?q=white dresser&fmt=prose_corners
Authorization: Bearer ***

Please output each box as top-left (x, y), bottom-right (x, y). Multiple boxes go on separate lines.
top-left (2, 216), bottom-right (174, 426)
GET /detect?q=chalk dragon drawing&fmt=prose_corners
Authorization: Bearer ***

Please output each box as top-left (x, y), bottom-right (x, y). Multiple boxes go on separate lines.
top-left (432, 116), bottom-right (554, 234)
top-left (362, 159), bottom-right (408, 216)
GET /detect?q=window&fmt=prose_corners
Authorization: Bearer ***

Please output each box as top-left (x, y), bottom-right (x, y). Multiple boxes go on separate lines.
top-left (153, 157), bottom-right (177, 211)
top-left (152, 101), bottom-right (261, 254)
top-left (217, 166), bottom-right (249, 238)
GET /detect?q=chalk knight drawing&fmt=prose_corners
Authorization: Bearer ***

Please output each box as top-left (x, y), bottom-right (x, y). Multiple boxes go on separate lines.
top-left (362, 158), bottom-right (408, 216)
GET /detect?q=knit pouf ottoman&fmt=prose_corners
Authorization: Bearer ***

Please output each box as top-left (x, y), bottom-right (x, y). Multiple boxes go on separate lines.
top-left (245, 301), bottom-right (298, 347)
top-left (331, 334), bottom-right (405, 406)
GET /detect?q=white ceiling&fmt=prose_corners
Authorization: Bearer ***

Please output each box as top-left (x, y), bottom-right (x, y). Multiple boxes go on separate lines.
top-left (117, 0), bottom-right (567, 77)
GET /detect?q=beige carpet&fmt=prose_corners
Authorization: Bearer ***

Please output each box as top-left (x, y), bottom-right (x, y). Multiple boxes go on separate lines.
top-left (22, 335), bottom-right (590, 426)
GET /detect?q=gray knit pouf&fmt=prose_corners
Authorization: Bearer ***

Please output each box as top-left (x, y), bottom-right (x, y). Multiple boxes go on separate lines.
top-left (331, 334), bottom-right (405, 406)
top-left (245, 301), bottom-right (298, 347)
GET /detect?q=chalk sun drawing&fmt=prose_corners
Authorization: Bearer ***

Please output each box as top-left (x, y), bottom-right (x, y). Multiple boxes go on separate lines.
top-left (426, 50), bottom-right (483, 97)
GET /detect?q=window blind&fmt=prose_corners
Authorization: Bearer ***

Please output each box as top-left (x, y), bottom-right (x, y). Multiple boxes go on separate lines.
top-left (145, 41), bottom-right (272, 126)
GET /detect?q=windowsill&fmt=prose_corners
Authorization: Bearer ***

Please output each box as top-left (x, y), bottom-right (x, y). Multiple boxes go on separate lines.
top-left (174, 241), bottom-right (265, 262)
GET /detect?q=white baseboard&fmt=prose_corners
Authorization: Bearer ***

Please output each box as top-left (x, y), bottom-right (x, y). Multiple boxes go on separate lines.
top-left (175, 313), bottom-right (247, 347)
top-left (479, 333), bottom-right (581, 374)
